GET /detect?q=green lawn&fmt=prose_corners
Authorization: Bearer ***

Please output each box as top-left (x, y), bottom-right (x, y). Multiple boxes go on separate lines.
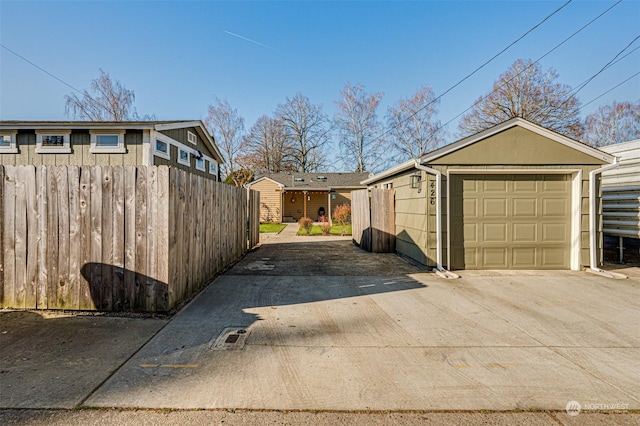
top-left (259, 223), bottom-right (287, 233)
top-left (297, 224), bottom-right (352, 236)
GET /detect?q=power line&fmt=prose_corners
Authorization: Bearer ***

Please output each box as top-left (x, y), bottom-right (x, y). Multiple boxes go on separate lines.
top-left (434, 0), bottom-right (623, 139)
top-left (581, 71), bottom-right (640, 109)
top-left (1, 43), bottom-right (85, 95)
top-left (366, 0), bottom-right (574, 145)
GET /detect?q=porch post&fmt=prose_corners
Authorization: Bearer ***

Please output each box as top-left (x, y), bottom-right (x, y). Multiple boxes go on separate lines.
top-left (303, 190), bottom-right (308, 219)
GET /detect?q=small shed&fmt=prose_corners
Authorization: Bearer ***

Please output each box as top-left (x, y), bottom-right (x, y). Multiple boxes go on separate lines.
top-left (363, 118), bottom-right (616, 271)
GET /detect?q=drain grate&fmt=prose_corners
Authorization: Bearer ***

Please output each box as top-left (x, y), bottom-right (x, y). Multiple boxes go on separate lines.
top-left (210, 327), bottom-right (251, 351)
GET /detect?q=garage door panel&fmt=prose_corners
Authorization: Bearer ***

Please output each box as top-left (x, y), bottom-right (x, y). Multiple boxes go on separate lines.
top-left (452, 174), bottom-right (570, 270)
top-left (483, 179), bottom-right (507, 192)
top-left (542, 247), bottom-right (567, 267)
top-left (513, 223), bottom-right (537, 242)
top-left (483, 198), bottom-right (507, 217)
top-left (512, 248), bottom-right (537, 268)
top-left (483, 248), bottom-right (508, 268)
top-left (483, 223), bottom-right (507, 242)
top-left (542, 198), bottom-right (568, 216)
top-left (463, 198), bottom-right (478, 217)
top-left (513, 198), bottom-right (537, 217)
top-left (513, 179), bottom-right (537, 192)
top-left (542, 223), bottom-right (567, 242)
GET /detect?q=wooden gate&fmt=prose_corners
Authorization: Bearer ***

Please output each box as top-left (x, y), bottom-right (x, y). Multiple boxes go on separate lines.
top-left (351, 188), bottom-right (395, 253)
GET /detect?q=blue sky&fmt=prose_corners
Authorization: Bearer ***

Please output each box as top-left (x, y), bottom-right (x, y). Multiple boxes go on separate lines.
top-left (1, 1), bottom-right (639, 150)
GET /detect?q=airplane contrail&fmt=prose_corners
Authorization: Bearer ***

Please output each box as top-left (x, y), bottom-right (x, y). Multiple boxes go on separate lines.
top-left (224, 30), bottom-right (274, 50)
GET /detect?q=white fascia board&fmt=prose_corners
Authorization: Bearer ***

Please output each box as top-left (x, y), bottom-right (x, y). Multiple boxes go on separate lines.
top-left (361, 159), bottom-right (416, 185)
top-left (2, 122), bottom-right (156, 130)
top-left (247, 176), bottom-right (285, 189)
top-left (600, 139), bottom-right (640, 154)
top-left (153, 121), bottom-right (201, 131)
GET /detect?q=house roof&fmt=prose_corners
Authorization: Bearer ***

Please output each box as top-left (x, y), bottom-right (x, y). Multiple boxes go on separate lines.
top-left (0, 120), bottom-right (224, 163)
top-left (249, 172), bottom-right (371, 190)
top-left (363, 118), bottom-right (616, 185)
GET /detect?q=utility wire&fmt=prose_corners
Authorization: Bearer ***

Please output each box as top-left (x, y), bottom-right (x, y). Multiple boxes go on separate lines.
top-left (333, 0), bottom-right (576, 170)
top-left (581, 71), bottom-right (640, 109)
top-left (365, 0), bottom-right (574, 145)
top-left (1, 43), bottom-right (85, 95)
top-left (433, 0), bottom-right (624, 140)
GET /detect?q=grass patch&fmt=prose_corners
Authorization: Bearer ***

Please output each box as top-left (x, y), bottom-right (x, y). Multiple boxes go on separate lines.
top-left (297, 224), bottom-right (352, 236)
top-left (260, 223), bottom-right (287, 233)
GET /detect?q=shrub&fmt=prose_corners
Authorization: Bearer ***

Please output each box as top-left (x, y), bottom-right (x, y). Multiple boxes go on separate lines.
top-left (332, 204), bottom-right (351, 236)
top-left (321, 222), bottom-right (331, 235)
top-left (298, 217), bottom-right (313, 235)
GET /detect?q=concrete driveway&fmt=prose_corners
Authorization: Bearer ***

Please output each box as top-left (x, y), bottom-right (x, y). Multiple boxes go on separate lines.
top-left (80, 225), bottom-right (640, 412)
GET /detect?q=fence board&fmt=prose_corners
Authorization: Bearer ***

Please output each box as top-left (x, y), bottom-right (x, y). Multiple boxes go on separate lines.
top-left (156, 166), bottom-right (169, 312)
top-left (46, 167), bottom-right (59, 309)
top-left (1, 165), bottom-right (258, 312)
top-left (25, 166), bottom-right (39, 309)
top-left (90, 166), bottom-right (103, 311)
top-left (351, 189), bottom-right (371, 250)
top-left (78, 167), bottom-right (92, 310)
top-left (124, 166), bottom-right (137, 310)
top-left (67, 166), bottom-right (80, 310)
top-left (134, 166), bottom-right (147, 311)
top-left (0, 166), bottom-right (4, 305)
top-left (36, 167), bottom-right (48, 308)
top-left (112, 166), bottom-right (125, 310)
top-left (3, 166), bottom-right (16, 307)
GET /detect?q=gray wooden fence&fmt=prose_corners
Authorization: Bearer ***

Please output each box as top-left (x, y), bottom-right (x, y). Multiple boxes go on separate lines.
top-left (0, 165), bottom-right (260, 312)
top-left (351, 188), bottom-right (395, 253)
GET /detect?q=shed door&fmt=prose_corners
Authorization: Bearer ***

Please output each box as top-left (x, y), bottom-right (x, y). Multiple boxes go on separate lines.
top-left (451, 174), bottom-right (571, 269)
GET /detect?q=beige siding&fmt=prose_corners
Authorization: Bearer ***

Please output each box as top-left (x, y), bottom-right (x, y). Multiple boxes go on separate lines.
top-left (251, 179), bottom-right (282, 222)
top-left (431, 127), bottom-right (607, 166)
top-left (5, 130), bottom-right (144, 167)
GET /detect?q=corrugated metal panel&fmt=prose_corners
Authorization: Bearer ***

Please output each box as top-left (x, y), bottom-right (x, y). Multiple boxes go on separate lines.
top-left (601, 140), bottom-right (640, 238)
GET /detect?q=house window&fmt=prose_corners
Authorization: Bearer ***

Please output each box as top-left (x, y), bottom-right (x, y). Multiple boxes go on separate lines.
top-left (154, 139), bottom-right (171, 160)
top-left (0, 132), bottom-right (18, 153)
top-left (195, 157), bottom-right (205, 171)
top-left (90, 131), bottom-right (126, 153)
top-left (188, 131), bottom-right (197, 145)
top-left (178, 148), bottom-right (190, 166)
top-left (209, 161), bottom-right (218, 176)
top-left (35, 131), bottom-right (71, 153)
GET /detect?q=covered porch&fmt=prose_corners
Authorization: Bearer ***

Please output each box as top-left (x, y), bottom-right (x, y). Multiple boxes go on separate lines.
top-left (282, 190), bottom-right (336, 224)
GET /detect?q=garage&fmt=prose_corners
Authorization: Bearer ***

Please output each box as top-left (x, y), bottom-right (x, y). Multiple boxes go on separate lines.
top-left (362, 118), bottom-right (618, 272)
top-left (451, 174), bottom-right (571, 269)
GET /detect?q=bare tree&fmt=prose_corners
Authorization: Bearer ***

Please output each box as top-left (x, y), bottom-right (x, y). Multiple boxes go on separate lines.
top-left (459, 59), bottom-right (583, 139)
top-left (386, 86), bottom-right (445, 161)
top-left (276, 93), bottom-right (331, 172)
top-left (583, 100), bottom-right (640, 147)
top-left (241, 115), bottom-right (293, 175)
top-left (205, 97), bottom-right (246, 181)
top-left (65, 69), bottom-right (152, 121)
top-left (334, 83), bottom-right (384, 172)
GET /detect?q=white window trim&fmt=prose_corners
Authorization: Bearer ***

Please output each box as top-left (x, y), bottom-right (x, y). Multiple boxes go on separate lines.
top-left (153, 138), bottom-right (171, 160)
top-left (209, 160), bottom-right (218, 175)
top-left (0, 132), bottom-right (19, 154)
top-left (35, 130), bottom-right (71, 154)
top-left (89, 130), bottom-right (126, 154)
top-left (187, 131), bottom-right (197, 145)
top-left (177, 147), bottom-right (191, 166)
top-left (195, 157), bottom-right (206, 171)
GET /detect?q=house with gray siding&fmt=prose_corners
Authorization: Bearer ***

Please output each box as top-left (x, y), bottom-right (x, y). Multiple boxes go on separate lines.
top-left (0, 120), bottom-right (224, 180)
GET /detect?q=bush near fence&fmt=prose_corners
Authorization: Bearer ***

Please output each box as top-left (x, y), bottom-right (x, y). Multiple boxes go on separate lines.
top-left (0, 165), bottom-right (260, 313)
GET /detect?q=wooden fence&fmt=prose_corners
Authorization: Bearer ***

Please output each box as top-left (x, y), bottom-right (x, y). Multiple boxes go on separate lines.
top-left (0, 165), bottom-right (260, 312)
top-left (351, 188), bottom-right (395, 253)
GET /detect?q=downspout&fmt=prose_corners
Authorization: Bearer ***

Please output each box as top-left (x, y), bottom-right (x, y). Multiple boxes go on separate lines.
top-left (414, 160), bottom-right (459, 279)
top-left (587, 157), bottom-right (626, 279)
